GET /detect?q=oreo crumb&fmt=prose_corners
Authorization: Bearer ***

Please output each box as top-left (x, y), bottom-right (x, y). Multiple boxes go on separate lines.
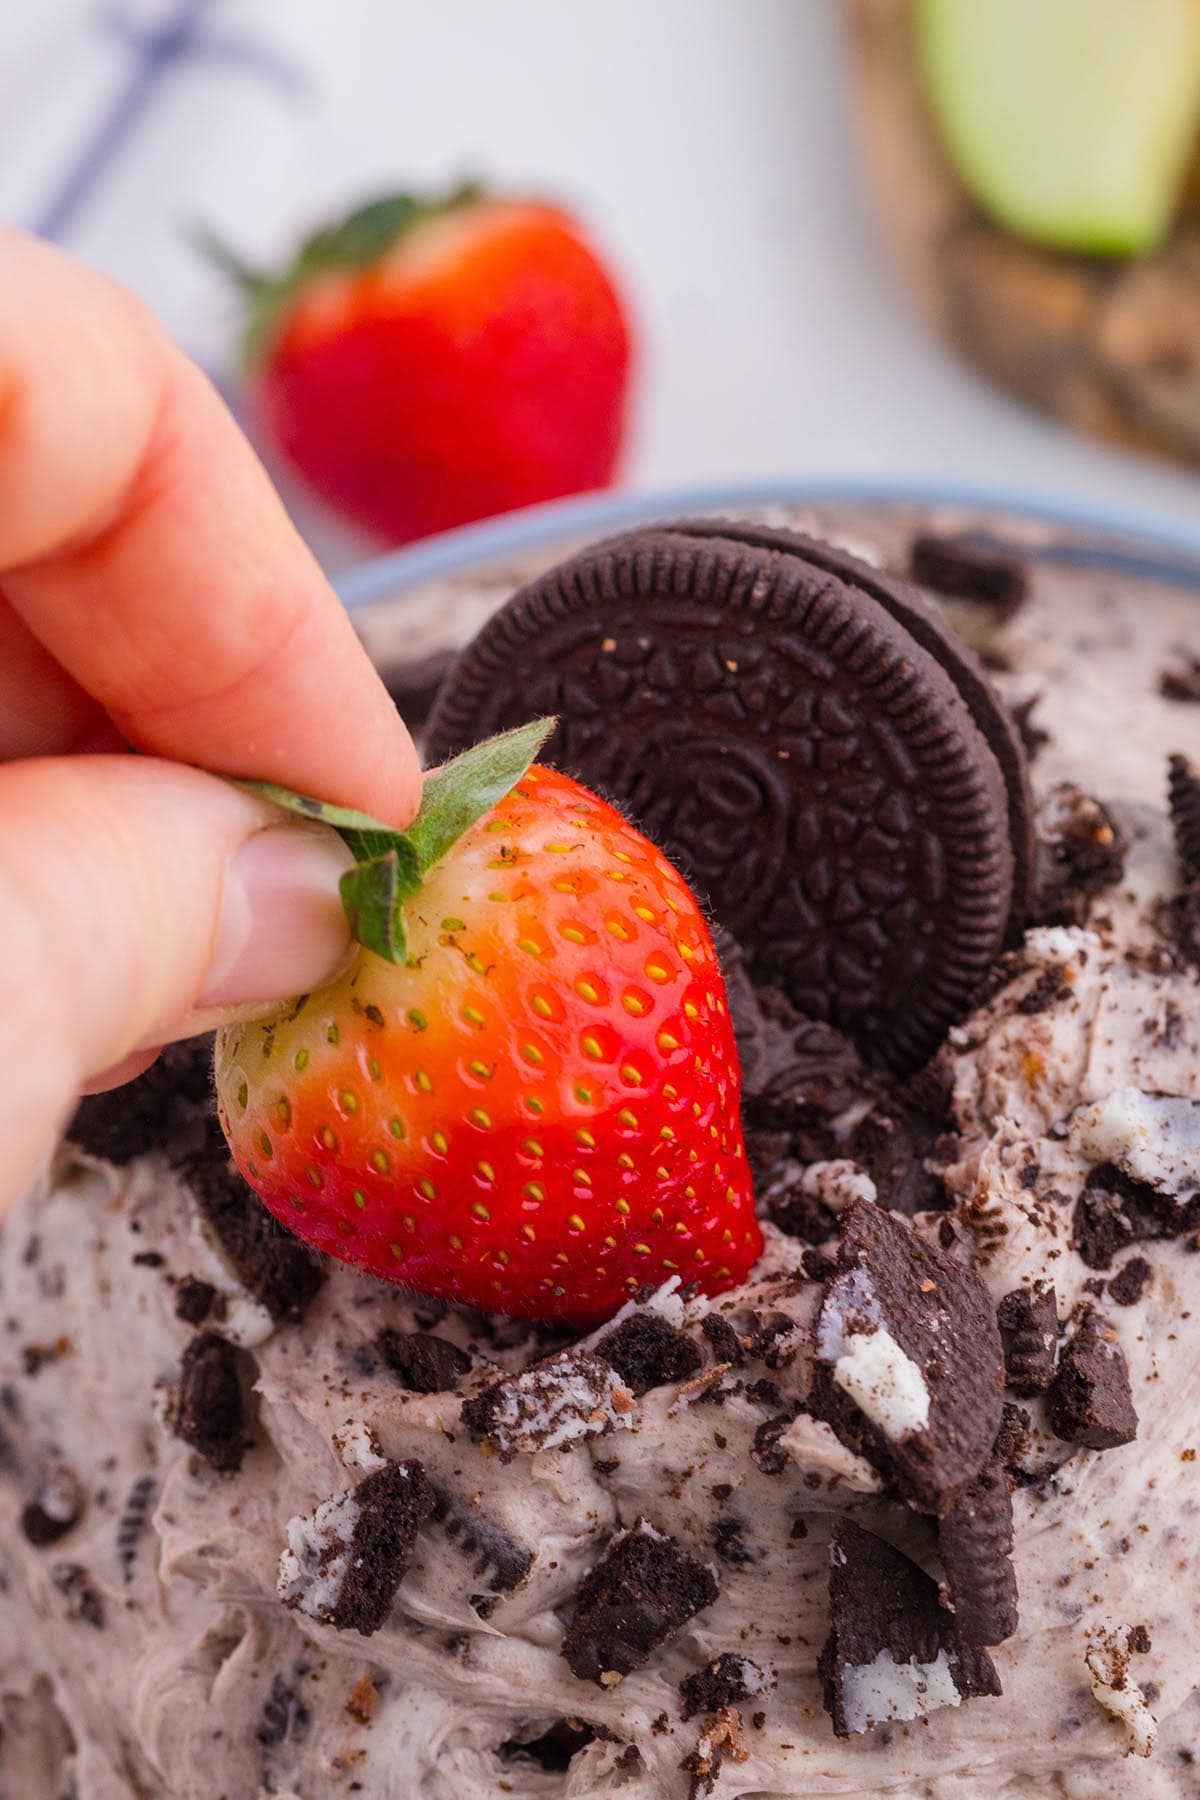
top-left (183, 1139), bottom-right (325, 1323)
top-left (1035, 785), bottom-right (1128, 927)
top-left (68, 1037), bottom-right (216, 1166)
top-left (1168, 754), bottom-right (1200, 885)
top-left (909, 533), bottom-right (1028, 619)
top-left (167, 1332), bottom-right (250, 1474)
top-left (562, 1519), bottom-right (719, 1684)
top-left (1108, 1257), bottom-right (1152, 1307)
top-left (1074, 1163), bottom-right (1200, 1269)
top-left (50, 1562), bottom-right (105, 1629)
top-left (1048, 1310), bottom-right (1138, 1449)
top-left (997, 1282), bottom-right (1058, 1393)
top-left (1158, 887), bottom-right (1200, 971)
top-left (131, 1251), bottom-right (164, 1269)
top-left (1161, 657), bottom-right (1200, 704)
top-left (115, 1474), bottom-right (156, 1580)
top-left (701, 1315), bottom-right (744, 1367)
top-left (1129, 1624), bottom-right (1152, 1655)
top-left (462, 1348), bottom-right (635, 1458)
top-left (344, 1675), bottom-right (378, 1724)
top-left (712, 1516), bottom-right (758, 1567)
top-left (279, 1461), bottom-right (436, 1635)
top-left (429, 1486), bottom-right (533, 1593)
top-left (937, 1462), bottom-right (1019, 1646)
top-left (258, 1675), bottom-right (311, 1750)
top-left (819, 1519), bottom-right (1000, 1739)
top-left (377, 1328), bottom-right (471, 1394)
top-left (994, 1403), bottom-right (1032, 1469)
top-left (597, 1311), bottom-right (704, 1395)
top-left (21, 1466), bottom-right (84, 1547)
top-left (680, 1654), bottom-right (765, 1720)
top-left (174, 1277), bottom-right (218, 1327)
top-left (751, 1414), bottom-right (792, 1477)
top-left (499, 1721), bottom-right (595, 1772)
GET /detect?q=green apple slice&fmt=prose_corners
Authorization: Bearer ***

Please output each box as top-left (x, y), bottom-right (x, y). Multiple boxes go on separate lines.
top-left (917, 0), bottom-right (1200, 256)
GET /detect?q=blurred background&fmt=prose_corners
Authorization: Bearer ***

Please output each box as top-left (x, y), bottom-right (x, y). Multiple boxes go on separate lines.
top-left (2, 0), bottom-right (1198, 574)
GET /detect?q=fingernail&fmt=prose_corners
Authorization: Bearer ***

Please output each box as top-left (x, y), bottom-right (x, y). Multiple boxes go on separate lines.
top-left (201, 825), bottom-right (354, 1008)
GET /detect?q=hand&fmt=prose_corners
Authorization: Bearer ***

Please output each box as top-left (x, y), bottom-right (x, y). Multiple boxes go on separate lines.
top-left (0, 229), bottom-right (422, 1207)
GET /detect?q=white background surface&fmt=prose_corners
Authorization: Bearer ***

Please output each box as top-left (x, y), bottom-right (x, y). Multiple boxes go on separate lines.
top-left (2, 0), bottom-right (1198, 567)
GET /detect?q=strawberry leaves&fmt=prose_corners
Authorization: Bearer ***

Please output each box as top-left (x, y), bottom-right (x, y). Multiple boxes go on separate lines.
top-left (239, 717), bottom-right (554, 964)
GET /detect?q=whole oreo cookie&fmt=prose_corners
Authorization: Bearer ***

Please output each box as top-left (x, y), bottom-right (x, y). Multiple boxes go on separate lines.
top-left (426, 521), bottom-right (1033, 1070)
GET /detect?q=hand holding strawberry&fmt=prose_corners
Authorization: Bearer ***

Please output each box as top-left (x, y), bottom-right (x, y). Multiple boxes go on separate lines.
top-left (215, 723), bottom-right (760, 1323)
top-left (210, 185), bottom-right (634, 545)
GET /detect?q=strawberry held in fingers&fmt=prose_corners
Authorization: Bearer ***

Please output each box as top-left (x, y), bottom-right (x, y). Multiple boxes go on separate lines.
top-left (212, 184), bottom-right (634, 544)
top-left (214, 723), bottom-right (760, 1323)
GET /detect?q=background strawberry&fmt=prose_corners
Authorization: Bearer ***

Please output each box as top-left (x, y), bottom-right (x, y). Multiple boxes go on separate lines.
top-left (208, 184), bottom-right (634, 545)
top-left (215, 723), bottom-right (760, 1323)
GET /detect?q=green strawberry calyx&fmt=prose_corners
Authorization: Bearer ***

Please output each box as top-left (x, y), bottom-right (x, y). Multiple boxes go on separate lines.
top-left (239, 716), bottom-right (554, 965)
top-left (196, 179), bottom-right (487, 366)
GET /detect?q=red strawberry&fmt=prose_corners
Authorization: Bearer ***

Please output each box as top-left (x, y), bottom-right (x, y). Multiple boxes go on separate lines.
top-left (209, 184), bottom-right (634, 544)
top-left (215, 723), bottom-right (760, 1323)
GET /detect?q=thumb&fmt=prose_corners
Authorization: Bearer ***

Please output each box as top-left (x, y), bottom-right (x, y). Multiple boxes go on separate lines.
top-left (0, 754), bottom-right (355, 1205)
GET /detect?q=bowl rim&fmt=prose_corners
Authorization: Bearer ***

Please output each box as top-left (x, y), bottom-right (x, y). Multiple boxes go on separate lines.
top-left (335, 476), bottom-right (1200, 610)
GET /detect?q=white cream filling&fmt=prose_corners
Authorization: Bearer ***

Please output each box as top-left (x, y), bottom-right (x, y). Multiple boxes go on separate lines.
top-left (1086, 1628), bottom-right (1158, 1758)
top-left (1072, 1089), bottom-right (1200, 1197)
top-left (277, 1490), bottom-right (361, 1618)
top-left (832, 1328), bottom-right (931, 1440)
top-left (839, 1647), bottom-right (961, 1734)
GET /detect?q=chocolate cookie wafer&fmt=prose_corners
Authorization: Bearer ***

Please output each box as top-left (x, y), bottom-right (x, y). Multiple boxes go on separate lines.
top-left (427, 522), bottom-right (1032, 1069)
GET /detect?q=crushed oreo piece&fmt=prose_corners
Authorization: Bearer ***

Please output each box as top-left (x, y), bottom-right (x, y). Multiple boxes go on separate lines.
top-left (993, 1403), bottom-right (1031, 1470)
top-left (751, 1413), bottom-right (793, 1477)
top-left (167, 1332), bottom-right (250, 1474)
top-left (1108, 1257), bottom-right (1152, 1307)
top-left (1159, 886), bottom-right (1200, 970)
top-left (499, 1721), bottom-right (596, 1771)
top-left (278, 1460), bottom-right (435, 1635)
top-left (597, 1310), bottom-right (704, 1396)
top-left (1169, 754), bottom-right (1200, 885)
top-left (174, 1277), bottom-right (218, 1327)
top-left (680, 1654), bottom-right (766, 1721)
top-left (909, 533), bottom-right (1028, 620)
top-left (430, 1486), bottom-right (533, 1593)
top-left (257, 1674), bottom-right (312, 1750)
top-left (462, 1347), bottom-right (635, 1458)
top-left (68, 1036), bottom-right (216, 1166)
top-left (1035, 784), bottom-right (1128, 926)
top-left (21, 1466), bottom-right (84, 1547)
top-left (1048, 1310), bottom-right (1138, 1450)
top-left (1161, 657), bottom-right (1200, 704)
top-left (700, 1314), bottom-right (744, 1367)
top-left (812, 1200), bottom-right (1004, 1510)
top-left (115, 1474), bottom-right (155, 1580)
top-left (377, 1328), bottom-right (471, 1394)
top-left (712, 1515), bottom-right (758, 1567)
top-left (562, 1519), bottom-right (719, 1684)
top-left (1074, 1162), bottom-right (1200, 1269)
top-left (997, 1282), bottom-right (1058, 1393)
top-left (820, 1518), bottom-right (1000, 1738)
top-left (183, 1139), bottom-right (325, 1323)
top-left (681, 1704), bottom-right (751, 1798)
top-left (844, 1103), bottom-right (947, 1216)
top-left (937, 1463), bottom-right (1018, 1646)
top-left (50, 1561), bottom-right (105, 1629)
